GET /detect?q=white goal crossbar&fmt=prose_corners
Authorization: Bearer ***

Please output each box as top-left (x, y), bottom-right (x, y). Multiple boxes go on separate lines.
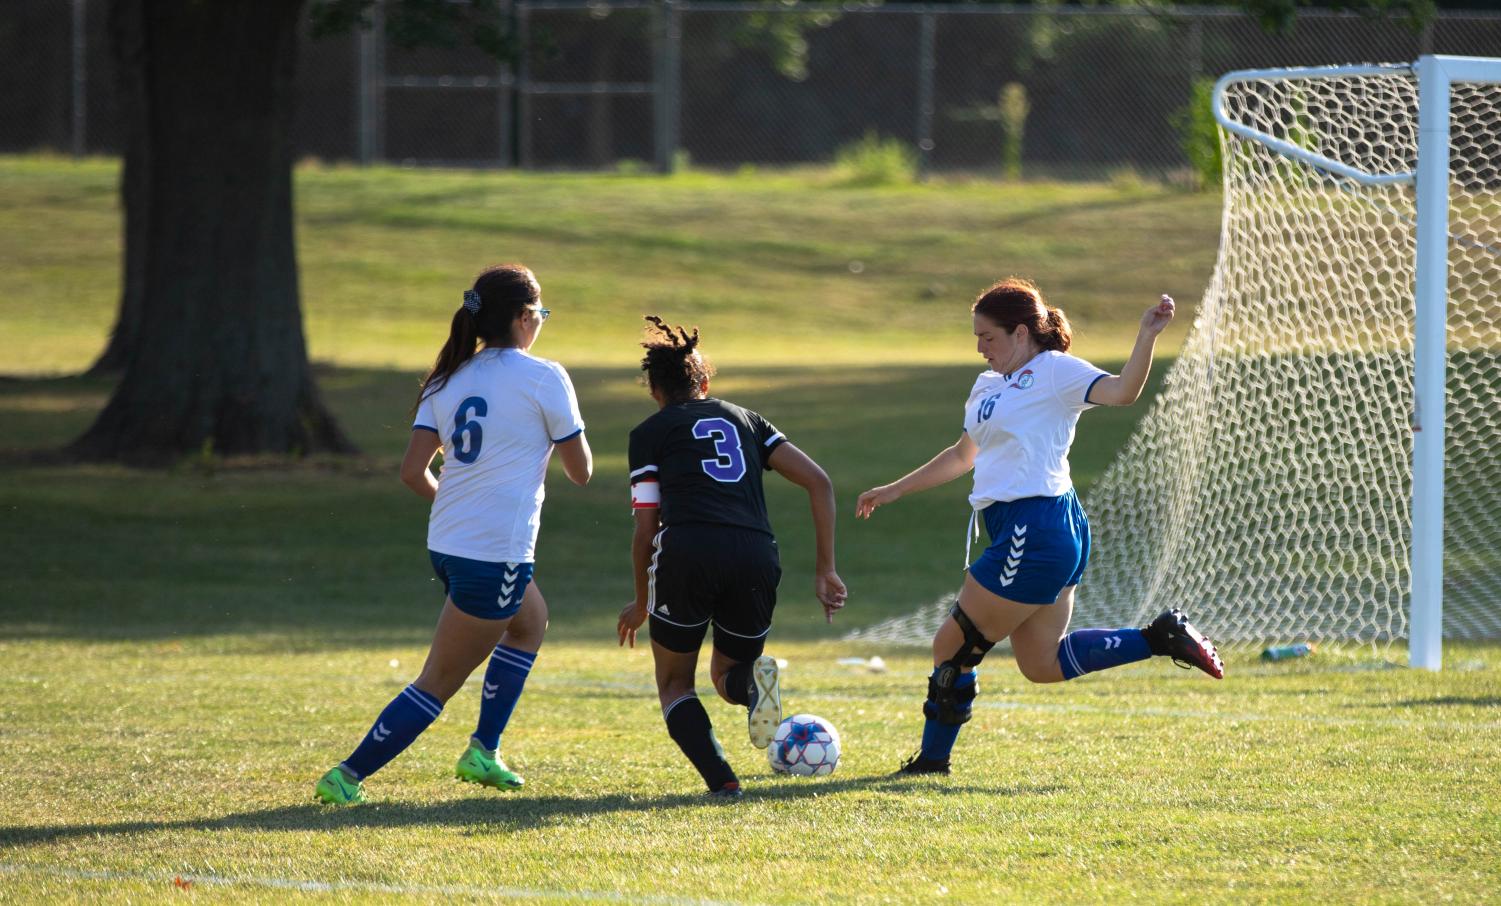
top-left (1215, 56), bottom-right (1501, 670)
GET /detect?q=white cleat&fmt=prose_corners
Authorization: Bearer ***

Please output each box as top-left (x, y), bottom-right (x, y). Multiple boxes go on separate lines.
top-left (747, 655), bottom-right (782, 749)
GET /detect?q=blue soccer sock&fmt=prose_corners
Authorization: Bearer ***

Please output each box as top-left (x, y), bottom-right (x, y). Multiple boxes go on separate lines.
top-left (341, 684), bottom-right (444, 780)
top-left (919, 670), bottom-right (976, 763)
top-left (472, 643), bottom-right (537, 752)
top-left (1057, 628), bottom-right (1152, 680)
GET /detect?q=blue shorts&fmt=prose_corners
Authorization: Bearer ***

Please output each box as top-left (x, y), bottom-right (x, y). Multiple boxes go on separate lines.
top-left (968, 490), bottom-right (1090, 605)
top-left (428, 551), bottom-right (534, 620)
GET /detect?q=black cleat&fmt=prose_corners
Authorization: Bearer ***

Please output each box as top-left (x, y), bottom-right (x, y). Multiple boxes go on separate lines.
top-left (896, 751), bottom-right (951, 776)
top-left (1143, 609), bottom-right (1225, 679)
top-left (706, 782), bottom-right (744, 801)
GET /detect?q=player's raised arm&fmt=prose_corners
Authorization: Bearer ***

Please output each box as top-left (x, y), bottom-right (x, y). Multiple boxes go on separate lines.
top-left (855, 431), bottom-right (977, 519)
top-left (1083, 294), bottom-right (1175, 407)
top-left (768, 442), bottom-right (847, 622)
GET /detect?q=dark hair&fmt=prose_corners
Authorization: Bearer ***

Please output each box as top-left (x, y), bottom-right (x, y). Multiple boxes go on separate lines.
top-left (640, 315), bottom-right (716, 404)
top-left (416, 264), bottom-right (540, 407)
top-left (972, 277), bottom-right (1073, 353)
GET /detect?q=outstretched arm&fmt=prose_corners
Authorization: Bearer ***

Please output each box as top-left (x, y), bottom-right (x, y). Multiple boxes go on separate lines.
top-left (400, 429), bottom-right (443, 502)
top-left (767, 443), bottom-right (848, 623)
top-left (855, 431), bottom-right (978, 519)
top-left (1086, 294), bottom-right (1175, 407)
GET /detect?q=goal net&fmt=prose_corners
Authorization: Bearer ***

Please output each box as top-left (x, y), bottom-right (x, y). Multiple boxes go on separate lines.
top-left (850, 59), bottom-right (1501, 654)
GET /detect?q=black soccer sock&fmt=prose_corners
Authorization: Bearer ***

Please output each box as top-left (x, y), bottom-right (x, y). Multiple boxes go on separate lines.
top-left (663, 693), bottom-right (738, 791)
top-left (722, 662), bottom-right (754, 707)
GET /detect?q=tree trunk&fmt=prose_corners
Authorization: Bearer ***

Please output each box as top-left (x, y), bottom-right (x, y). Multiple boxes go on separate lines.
top-left (72, 0), bottom-right (353, 462)
top-left (86, 0), bottom-right (148, 376)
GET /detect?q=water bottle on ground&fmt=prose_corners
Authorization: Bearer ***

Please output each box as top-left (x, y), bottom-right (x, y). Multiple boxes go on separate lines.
top-left (1261, 642), bottom-right (1313, 661)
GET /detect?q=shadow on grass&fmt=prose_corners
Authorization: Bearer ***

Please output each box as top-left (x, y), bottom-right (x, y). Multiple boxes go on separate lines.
top-left (1388, 696), bottom-right (1501, 709)
top-left (0, 778), bottom-right (1064, 847)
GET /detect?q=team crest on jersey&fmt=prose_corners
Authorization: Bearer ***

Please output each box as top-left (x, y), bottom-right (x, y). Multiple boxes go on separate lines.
top-left (1008, 369), bottom-right (1035, 390)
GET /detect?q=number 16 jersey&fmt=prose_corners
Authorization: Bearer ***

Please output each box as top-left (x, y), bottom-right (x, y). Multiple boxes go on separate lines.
top-left (628, 398), bottom-right (787, 536)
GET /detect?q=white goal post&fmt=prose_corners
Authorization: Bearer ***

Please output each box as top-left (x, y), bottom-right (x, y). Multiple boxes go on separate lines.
top-left (1213, 56), bottom-right (1501, 670)
top-left (848, 57), bottom-right (1501, 670)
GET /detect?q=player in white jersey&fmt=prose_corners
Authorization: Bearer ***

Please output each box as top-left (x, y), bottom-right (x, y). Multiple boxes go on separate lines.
top-left (315, 264), bottom-right (592, 804)
top-left (855, 278), bottom-right (1223, 776)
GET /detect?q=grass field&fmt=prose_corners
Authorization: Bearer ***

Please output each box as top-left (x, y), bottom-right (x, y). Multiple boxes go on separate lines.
top-left (2, 157), bottom-right (1498, 903)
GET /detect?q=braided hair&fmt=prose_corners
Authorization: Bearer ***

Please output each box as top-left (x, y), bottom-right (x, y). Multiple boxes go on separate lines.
top-left (640, 315), bottom-right (716, 404)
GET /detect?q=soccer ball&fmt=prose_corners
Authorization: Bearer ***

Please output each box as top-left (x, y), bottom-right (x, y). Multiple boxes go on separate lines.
top-left (767, 714), bottom-right (841, 776)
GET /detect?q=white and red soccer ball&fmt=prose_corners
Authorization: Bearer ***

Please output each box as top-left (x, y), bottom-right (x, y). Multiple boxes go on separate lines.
top-left (767, 713), bottom-right (841, 776)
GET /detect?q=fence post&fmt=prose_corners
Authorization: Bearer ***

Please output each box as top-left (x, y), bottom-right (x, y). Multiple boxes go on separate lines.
top-left (497, 0), bottom-right (515, 168)
top-left (518, 3), bottom-right (533, 169)
top-left (71, 0), bottom-right (86, 157)
top-left (1187, 13), bottom-right (1203, 82)
top-left (654, 0), bottom-right (682, 174)
top-left (357, 0), bottom-right (384, 164)
top-left (916, 10), bottom-right (936, 180)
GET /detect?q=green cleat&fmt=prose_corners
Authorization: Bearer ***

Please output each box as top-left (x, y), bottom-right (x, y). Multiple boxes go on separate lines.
top-left (455, 740), bottom-right (524, 790)
top-left (314, 766), bottom-right (365, 805)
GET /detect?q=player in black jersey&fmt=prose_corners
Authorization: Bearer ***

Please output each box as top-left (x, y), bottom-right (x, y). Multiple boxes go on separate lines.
top-left (617, 317), bottom-right (847, 798)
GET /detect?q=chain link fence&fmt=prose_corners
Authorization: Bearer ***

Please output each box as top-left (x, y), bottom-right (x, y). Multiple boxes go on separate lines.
top-left (4, 1), bottom-right (1500, 178)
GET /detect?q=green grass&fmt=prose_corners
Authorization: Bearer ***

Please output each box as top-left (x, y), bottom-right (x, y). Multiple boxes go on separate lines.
top-left (2, 157), bottom-right (1498, 902)
top-left (0, 155), bottom-right (1221, 374)
top-left (2, 638), bottom-right (1498, 903)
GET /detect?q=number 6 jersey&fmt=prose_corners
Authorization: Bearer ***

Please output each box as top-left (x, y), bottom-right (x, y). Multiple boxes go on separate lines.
top-left (628, 398), bottom-right (787, 535)
top-left (413, 347), bottom-right (585, 563)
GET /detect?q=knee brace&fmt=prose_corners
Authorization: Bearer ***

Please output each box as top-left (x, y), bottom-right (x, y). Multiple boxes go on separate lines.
top-left (923, 605), bottom-right (996, 725)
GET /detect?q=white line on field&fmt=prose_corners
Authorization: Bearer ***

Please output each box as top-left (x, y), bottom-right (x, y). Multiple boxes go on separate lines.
top-left (0, 862), bottom-right (749, 906)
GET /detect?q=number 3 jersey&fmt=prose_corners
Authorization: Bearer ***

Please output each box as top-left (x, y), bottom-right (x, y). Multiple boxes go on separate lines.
top-left (413, 347), bottom-right (586, 563)
top-left (965, 349), bottom-right (1108, 509)
top-left (628, 398), bottom-right (787, 536)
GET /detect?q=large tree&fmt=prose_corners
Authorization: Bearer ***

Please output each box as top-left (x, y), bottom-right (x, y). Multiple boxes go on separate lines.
top-left (77, 0), bottom-right (510, 462)
top-left (74, 0), bottom-right (349, 461)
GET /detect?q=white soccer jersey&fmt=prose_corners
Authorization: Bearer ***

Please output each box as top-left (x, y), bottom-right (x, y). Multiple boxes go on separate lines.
top-left (413, 347), bottom-right (585, 563)
top-left (964, 349), bottom-right (1108, 508)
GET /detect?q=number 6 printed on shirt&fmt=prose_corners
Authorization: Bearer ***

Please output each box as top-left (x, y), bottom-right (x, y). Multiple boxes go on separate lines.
top-left (452, 396), bottom-right (487, 463)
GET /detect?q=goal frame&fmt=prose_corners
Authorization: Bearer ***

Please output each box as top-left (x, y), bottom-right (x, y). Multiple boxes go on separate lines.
top-left (1213, 55), bottom-right (1501, 670)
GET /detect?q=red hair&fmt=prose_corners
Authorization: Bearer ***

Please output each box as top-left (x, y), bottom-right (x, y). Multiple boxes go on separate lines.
top-left (971, 277), bottom-right (1072, 352)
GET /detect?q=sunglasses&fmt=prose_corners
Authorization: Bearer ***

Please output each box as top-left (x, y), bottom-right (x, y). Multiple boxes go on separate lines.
top-left (528, 307), bottom-right (551, 321)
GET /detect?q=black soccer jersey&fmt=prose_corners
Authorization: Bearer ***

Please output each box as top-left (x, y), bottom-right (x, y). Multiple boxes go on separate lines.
top-left (628, 398), bottom-right (787, 535)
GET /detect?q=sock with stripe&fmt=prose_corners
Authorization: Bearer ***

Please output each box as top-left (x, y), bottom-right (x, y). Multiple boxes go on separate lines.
top-left (340, 684), bottom-right (444, 780)
top-left (663, 694), bottom-right (738, 791)
top-left (473, 643), bottom-right (537, 751)
top-left (1057, 628), bottom-right (1152, 680)
top-left (919, 669), bottom-right (975, 763)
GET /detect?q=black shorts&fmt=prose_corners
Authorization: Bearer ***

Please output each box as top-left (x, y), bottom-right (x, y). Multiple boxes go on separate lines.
top-left (647, 524), bottom-right (781, 662)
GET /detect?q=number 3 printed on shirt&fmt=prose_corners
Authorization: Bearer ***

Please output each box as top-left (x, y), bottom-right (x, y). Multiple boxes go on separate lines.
top-left (692, 417), bottom-right (747, 482)
top-left (452, 396), bottom-right (487, 464)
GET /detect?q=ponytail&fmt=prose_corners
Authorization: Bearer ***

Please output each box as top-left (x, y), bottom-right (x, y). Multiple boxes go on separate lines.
top-left (1041, 307), bottom-right (1073, 352)
top-left (415, 264), bottom-right (540, 411)
top-left (973, 277), bottom-right (1072, 353)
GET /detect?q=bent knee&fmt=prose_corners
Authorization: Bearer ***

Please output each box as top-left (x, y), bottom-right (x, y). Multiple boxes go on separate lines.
top-left (1015, 657), bottom-right (1064, 685)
